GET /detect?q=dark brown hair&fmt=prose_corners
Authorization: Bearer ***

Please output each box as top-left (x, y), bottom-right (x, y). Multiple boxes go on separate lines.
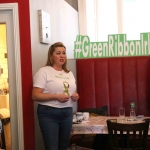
top-left (46, 42), bottom-right (70, 73)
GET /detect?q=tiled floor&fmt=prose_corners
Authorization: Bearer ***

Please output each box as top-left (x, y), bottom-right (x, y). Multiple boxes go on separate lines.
top-left (69, 135), bottom-right (94, 150)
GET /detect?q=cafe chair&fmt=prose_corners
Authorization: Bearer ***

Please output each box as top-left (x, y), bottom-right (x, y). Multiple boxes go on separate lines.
top-left (106, 119), bottom-right (149, 150)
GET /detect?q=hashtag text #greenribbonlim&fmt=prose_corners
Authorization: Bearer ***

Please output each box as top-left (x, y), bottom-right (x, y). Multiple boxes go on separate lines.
top-left (74, 33), bottom-right (150, 58)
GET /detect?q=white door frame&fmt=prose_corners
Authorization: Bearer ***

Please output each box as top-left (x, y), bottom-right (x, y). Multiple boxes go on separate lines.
top-left (0, 3), bottom-right (24, 150)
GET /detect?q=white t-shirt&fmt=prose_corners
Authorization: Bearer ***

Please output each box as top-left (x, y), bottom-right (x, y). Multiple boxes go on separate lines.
top-left (33, 66), bottom-right (76, 108)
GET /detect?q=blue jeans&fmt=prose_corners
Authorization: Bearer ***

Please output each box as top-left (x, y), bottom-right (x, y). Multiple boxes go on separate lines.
top-left (37, 104), bottom-right (73, 150)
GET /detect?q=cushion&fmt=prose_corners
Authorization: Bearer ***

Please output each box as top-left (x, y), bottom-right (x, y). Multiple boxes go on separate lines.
top-left (80, 106), bottom-right (108, 116)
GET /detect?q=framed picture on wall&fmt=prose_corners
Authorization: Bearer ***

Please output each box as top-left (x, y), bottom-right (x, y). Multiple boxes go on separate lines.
top-left (38, 10), bottom-right (51, 44)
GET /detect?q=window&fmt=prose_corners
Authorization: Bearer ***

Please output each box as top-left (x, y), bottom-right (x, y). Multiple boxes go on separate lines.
top-left (86, 0), bottom-right (118, 42)
top-left (123, 0), bottom-right (150, 40)
top-left (81, 0), bottom-right (150, 42)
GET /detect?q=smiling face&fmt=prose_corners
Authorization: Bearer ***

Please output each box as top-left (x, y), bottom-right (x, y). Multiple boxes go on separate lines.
top-left (51, 47), bottom-right (66, 70)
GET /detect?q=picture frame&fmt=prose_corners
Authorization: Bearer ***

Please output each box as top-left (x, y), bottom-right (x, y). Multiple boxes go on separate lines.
top-left (38, 10), bottom-right (51, 44)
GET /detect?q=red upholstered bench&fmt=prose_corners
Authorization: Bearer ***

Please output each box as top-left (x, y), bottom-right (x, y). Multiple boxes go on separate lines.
top-left (76, 56), bottom-right (150, 116)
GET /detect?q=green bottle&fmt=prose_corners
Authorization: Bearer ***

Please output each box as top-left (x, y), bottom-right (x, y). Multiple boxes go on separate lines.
top-left (130, 100), bottom-right (136, 118)
top-left (130, 100), bottom-right (135, 109)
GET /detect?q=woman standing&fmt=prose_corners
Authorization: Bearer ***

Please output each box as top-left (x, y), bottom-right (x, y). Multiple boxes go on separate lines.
top-left (32, 42), bottom-right (79, 150)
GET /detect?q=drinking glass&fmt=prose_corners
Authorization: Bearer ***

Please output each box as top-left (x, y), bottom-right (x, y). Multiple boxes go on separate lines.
top-left (130, 110), bottom-right (136, 119)
top-left (119, 108), bottom-right (125, 119)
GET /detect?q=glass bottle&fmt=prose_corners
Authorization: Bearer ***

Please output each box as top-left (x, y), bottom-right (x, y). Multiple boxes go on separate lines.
top-left (130, 100), bottom-right (136, 119)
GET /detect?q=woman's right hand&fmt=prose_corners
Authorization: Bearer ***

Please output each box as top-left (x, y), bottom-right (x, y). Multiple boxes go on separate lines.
top-left (56, 94), bottom-right (70, 103)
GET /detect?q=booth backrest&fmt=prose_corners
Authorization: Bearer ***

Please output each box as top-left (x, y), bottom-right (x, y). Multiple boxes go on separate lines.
top-left (76, 56), bottom-right (150, 116)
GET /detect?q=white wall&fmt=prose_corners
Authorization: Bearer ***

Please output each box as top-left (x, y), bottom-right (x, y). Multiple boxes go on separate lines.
top-left (59, 2), bottom-right (79, 58)
top-left (29, 0), bottom-right (78, 149)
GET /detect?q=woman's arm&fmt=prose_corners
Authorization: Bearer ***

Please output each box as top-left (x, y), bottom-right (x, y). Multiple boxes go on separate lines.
top-left (32, 87), bottom-right (70, 103)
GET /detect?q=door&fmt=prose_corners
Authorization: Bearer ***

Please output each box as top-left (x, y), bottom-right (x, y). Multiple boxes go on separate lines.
top-left (0, 3), bottom-right (24, 150)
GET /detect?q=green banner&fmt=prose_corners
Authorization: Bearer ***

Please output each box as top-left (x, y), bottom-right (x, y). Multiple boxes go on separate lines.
top-left (74, 33), bottom-right (150, 58)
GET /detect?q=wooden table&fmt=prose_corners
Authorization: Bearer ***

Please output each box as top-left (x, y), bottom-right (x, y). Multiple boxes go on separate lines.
top-left (71, 115), bottom-right (150, 134)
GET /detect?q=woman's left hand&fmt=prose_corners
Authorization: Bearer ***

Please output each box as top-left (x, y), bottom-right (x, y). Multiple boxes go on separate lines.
top-left (71, 92), bottom-right (79, 102)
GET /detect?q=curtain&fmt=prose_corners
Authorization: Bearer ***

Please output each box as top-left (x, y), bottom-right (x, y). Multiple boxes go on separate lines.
top-left (77, 0), bottom-right (87, 35)
top-left (77, 0), bottom-right (122, 41)
top-left (116, 0), bottom-right (123, 34)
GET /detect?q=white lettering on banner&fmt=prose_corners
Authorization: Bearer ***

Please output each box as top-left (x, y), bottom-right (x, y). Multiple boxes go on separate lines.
top-left (74, 33), bottom-right (150, 58)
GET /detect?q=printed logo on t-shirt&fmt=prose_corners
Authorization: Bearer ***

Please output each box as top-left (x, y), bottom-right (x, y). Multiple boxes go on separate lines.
top-left (63, 81), bottom-right (70, 96)
top-left (55, 74), bottom-right (69, 80)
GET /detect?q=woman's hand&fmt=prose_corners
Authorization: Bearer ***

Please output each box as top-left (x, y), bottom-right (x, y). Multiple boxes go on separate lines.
top-left (57, 94), bottom-right (70, 103)
top-left (32, 87), bottom-right (70, 103)
top-left (71, 92), bottom-right (79, 102)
